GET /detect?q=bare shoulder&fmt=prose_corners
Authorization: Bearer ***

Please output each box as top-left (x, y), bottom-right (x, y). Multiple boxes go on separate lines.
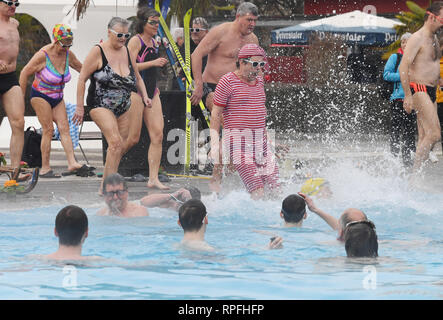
top-left (10, 18), bottom-right (19, 27)
top-left (96, 207), bottom-right (108, 216)
top-left (129, 202), bottom-right (149, 217)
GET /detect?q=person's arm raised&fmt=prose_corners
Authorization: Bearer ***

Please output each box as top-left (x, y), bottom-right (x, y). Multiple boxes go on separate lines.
top-left (298, 192), bottom-right (339, 231)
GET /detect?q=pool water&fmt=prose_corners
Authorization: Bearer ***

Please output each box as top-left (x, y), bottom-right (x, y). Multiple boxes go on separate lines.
top-left (0, 162), bottom-right (442, 300)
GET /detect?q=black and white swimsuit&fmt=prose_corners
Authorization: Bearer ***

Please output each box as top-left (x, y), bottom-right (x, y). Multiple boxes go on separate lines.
top-left (87, 45), bottom-right (137, 117)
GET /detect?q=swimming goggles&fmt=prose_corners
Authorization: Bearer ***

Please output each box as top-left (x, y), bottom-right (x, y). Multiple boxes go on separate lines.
top-left (345, 220), bottom-right (376, 230)
top-left (146, 20), bottom-right (159, 26)
top-left (243, 59), bottom-right (266, 68)
top-left (190, 28), bottom-right (207, 33)
top-left (1, 0), bottom-right (20, 7)
top-left (109, 29), bottom-right (131, 39)
top-left (58, 41), bottom-right (73, 48)
top-left (427, 11), bottom-right (443, 24)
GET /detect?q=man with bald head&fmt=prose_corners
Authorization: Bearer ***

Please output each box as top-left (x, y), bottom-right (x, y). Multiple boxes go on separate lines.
top-left (298, 192), bottom-right (369, 241)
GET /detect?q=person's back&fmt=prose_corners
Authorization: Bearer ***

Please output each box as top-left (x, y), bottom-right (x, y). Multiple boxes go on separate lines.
top-left (44, 205), bottom-right (101, 261)
top-left (344, 220), bottom-right (378, 258)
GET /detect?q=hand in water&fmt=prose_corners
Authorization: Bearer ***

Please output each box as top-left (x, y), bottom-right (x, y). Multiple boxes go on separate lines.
top-left (268, 236), bottom-right (283, 249)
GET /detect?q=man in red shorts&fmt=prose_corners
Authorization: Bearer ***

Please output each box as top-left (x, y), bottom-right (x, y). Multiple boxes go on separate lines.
top-left (210, 44), bottom-right (280, 199)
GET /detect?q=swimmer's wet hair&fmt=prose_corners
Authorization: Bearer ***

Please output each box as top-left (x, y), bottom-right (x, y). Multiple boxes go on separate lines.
top-left (237, 2), bottom-right (258, 17)
top-left (345, 222), bottom-right (378, 258)
top-left (102, 173), bottom-right (127, 194)
top-left (55, 205), bottom-right (88, 246)
top-left (178, 199), bottom-right (207, 232)
top-left (281, 194), bottom-right (306, 223)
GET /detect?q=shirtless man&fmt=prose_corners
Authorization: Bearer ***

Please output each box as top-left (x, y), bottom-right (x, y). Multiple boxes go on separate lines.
top-left (0, 0), bottom-right (25, 179)
top-left (45, 205), bottom-right (101, 261)
top-left (399, 2), bottom-right (443, 174)
top-left (97, 173), bottom-right (149, 218)
top-left (190, 2), bottom-right (259, 192)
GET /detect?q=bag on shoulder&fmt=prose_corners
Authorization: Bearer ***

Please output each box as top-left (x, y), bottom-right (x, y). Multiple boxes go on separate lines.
top-left (379, 53), bottom-right (402, 100)
top-left (21, 127), bottom-right (42, 168)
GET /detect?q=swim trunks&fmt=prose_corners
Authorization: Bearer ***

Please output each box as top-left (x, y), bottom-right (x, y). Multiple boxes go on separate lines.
top-left (87, 45), bottom-right (137, 118)
top-left (0, 71), bottom-right (19, 95)
top-left (410, 82), bottom-right (437, 103)
top-left (136, 35), bottom-right (160, 100)
top-left (202, 82), bottom-right (217, 106)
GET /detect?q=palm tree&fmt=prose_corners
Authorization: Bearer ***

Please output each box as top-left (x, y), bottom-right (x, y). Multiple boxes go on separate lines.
top-left (382, 0), bottom-right (430, 60)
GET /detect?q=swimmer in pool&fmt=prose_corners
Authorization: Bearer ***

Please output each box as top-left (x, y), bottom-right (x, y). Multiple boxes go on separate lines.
top-left (44, 205), bottom-right (101, 261)
top-left (279, 194), bottom-right (307, 227)
top-left (140, 186), bottom-right (201, 211)
top-left (298, 192), bottom-right (374, 242)
top-left (97, 173), bottom-right (148, 217)
top-left (177, 199), bottom-right (214, 251)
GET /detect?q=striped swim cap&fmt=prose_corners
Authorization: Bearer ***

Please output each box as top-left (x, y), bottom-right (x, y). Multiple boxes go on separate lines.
top-left (237, 43), bottom-right (266, 59)
top-left (52, 24), bottom-right (73, 42)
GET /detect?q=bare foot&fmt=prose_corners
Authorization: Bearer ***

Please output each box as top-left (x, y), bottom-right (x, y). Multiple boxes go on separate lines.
top-left (147, 179), bottom-right (170, 190)
top-left (67, 163), bottom-right (84, 172)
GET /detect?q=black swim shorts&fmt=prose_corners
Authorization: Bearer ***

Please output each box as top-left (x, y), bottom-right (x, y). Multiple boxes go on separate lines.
top-left (0, 71), bottom-right (19, 95)
top-left (410, 82), bottom-right (437, 104)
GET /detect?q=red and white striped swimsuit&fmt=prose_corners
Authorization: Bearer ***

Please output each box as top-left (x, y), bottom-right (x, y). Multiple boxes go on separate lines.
top-left (213, 72), bottom-right (280, 193)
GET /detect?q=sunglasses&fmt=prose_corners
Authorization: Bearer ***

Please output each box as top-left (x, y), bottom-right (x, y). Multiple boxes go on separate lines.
top-left (345, 220), bottom-right (376, 230)
top-left (109, 29), bottom-right (131, 39)
top-left (243, 59), bottom-right (266, 68)
top-left (104, 189), bottom-right (128, 198)
top-left (146, 20), bottom-right (159, 26)
top-left (1, 0), bottom-right (19, 7)
top-left (190, 28), bottom-right (207, 33)
top-left (427, 11), bottom-right (443, 24)
top-left (58, 41), bottom-right (73, 48)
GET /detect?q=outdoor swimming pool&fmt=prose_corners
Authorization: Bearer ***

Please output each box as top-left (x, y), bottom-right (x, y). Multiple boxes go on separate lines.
top-left (0, 162), bottom-right (442, 300)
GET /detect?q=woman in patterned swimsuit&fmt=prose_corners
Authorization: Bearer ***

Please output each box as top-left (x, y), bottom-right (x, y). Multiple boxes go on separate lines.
top-left (128, 6), bottom-right (169, 190)
top-left (75, 17), bottom-right (151, 194)
top-left (19, 24), bottom-right (84, 178)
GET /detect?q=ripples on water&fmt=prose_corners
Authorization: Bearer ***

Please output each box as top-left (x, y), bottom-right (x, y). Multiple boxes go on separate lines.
top-left (0, 157), bottom-right (442, 299)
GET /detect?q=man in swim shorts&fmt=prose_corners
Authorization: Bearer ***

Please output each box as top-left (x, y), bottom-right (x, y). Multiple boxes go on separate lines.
top-left (97, 173), bottom-right (149, 217)
top-left (399, 2), bottom-right (443, 174)
top-left (0, 1), bottom-right (25, 179)
top-left (190, 2), bottom-right (259, 193)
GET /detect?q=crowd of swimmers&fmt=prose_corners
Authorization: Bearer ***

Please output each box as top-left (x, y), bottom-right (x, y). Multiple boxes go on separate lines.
top-left (44, 172), bottom-right (378, 261)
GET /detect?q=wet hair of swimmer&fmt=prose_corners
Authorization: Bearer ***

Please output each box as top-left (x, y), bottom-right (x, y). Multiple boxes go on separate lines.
top-left (55, 205), bottom-right (88, 246)
top-left (102, 173), bottom-right (128, 195)
top-left (281, 194), bottom-right (306, 223)
top-left (344, 221), bottom-right (378, 258)
top-left (178, 199), bottom-right (207, 232)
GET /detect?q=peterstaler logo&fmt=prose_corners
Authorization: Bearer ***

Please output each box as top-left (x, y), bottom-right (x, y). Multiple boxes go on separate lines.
top-left (277, 31), bottom-right (304, 41)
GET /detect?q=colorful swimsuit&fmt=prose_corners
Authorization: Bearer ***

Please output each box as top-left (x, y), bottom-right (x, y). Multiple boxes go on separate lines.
top-left (410, 82), bottom-right (437, 103)
top-left (213, 72), bottom-right (280, 193)
top-left (87, 45), bottom-right (137, 117)
top-left (31, 50), bottom-right (71, 108)
top-left (136, 35), bottom-right (159, 99)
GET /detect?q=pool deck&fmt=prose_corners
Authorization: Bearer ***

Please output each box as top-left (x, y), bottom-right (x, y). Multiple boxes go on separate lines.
top-left (1, 135), bottom-right (443, 210)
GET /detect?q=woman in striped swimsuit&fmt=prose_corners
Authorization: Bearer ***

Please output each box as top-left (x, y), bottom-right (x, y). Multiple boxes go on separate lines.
top-left (211, 44), bottom-right (280, 200)
top-left (19, 24), bottom-right (84, 178)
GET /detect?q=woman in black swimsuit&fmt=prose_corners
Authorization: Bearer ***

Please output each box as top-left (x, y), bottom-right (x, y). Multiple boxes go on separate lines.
top-left (128, 7), bottom-right (169, 190)
top-left (75, 17), bottom-right (151, 194)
